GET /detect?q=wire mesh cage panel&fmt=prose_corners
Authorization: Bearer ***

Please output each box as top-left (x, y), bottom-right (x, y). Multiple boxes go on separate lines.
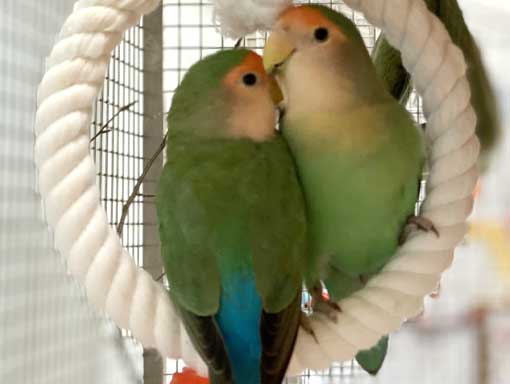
top-left (90, 22), bottom-right (145, 268)
top-left (88, 13), bottom-right (169, 383)
top-left (87, 31), bottom-right (149, 380)
top-left (0, 2), bottom-right (142, 383)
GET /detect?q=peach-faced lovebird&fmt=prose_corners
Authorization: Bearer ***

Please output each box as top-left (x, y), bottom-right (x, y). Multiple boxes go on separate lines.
top-left (263, 5), bottom-right (432, 374)
top-left (156, 50), bottom-right (307, 384)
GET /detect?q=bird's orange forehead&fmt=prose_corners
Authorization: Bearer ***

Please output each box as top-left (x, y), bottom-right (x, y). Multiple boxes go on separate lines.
top-left (277, 5), bottom-right (335, 29)
top-left (223, 52), bottom-right (267, 86)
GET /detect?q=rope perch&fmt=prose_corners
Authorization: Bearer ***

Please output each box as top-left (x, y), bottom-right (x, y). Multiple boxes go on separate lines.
top-left (34, 0), bottom-right (478, 376)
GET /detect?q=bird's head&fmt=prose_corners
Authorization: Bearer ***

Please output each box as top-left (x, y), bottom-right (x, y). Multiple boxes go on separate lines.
top-left (169, 49), bottom-right (282, 142)
top-left (263, 5), bottom-right (381, 112)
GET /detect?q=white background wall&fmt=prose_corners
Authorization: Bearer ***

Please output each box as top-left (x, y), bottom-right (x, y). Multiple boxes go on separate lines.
top-left (0, 2), bottom-right (142, 383)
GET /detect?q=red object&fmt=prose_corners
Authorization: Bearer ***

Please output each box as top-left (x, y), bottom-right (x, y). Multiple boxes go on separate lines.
top-left (473, 180), bottom-right (481, 200)
top-left (170, 368), bottom-right (209, 384)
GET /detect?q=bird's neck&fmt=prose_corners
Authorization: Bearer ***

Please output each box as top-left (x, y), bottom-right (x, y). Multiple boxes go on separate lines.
top-left (279, 51), bottom-right (388, 118)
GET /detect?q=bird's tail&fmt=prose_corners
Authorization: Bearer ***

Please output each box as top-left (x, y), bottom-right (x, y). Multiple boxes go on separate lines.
top-left (355, 335), bottom-right (389, 375)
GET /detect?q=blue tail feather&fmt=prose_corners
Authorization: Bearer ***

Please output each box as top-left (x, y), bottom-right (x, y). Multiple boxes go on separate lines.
top-left (215, 274), bottom-right (262, 384)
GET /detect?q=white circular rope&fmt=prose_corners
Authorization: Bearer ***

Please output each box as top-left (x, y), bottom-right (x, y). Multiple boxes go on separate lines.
top-left (33, 0), bottom-right (208, 374)
top-left (34, 0), bottom-right (479, 376)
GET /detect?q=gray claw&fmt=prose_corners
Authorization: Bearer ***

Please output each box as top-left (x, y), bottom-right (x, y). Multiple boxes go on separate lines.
top-left (300, 312), bottom-right (318, 343)
top-left (310, 285), bottom-right (341, 322)
top-left (399, 215), bottom-right (439, 244)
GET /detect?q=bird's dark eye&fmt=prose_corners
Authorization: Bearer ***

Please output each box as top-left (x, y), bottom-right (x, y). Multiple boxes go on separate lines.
top-left (242, 73), bottom-right (257, 86)
top-left (314, 27), bottom-right (329, 42)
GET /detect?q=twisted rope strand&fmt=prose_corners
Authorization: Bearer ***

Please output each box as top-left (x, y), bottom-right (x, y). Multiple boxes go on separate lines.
top-left (34, 0), bottom-right (478, 375)
top-left (35, 0), bottom-right (183, 365)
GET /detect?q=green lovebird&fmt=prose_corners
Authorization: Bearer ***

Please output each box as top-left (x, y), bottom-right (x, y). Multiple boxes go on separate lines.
top-left (263, 5), bottom-right (431, 375)
top-left (156, 49), bottom-right (307, 384)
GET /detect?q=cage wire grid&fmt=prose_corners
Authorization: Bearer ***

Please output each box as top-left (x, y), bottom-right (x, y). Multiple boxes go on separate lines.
top-left (0, 1), bottom-right (143, 383)
top-left (91, 21), bottom-right (145, 269)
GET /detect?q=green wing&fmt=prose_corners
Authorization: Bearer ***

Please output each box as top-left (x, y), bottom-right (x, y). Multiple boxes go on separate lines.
top-left (371, 0), bottom-right (436, 103)
top-left (156, 142), bottom-right (222, 316)
top-left (156, 137), bottom-right (307, 315)
top-left (248, 139), bottom-right (308, 313)
top-left (372, 36), bottom-right (412, 104)
top-left (156, 136), bottom-right (306, 381)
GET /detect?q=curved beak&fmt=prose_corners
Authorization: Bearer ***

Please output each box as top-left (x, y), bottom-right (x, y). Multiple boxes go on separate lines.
top-left (268, 76), bottom-right (284, 106)
top-left (263, 31), bottom-right (296, 74)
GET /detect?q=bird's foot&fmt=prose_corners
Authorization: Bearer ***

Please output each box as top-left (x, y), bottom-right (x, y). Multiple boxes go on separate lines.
top-left (310, 285), bottom-right (341, 322)
top-left (399, 215), bottom-right (439, 245)
top-left (430, 282), bottom-right (441, 298)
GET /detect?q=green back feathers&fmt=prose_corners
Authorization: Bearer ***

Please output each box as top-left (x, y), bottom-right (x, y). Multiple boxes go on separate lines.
top-left (167, 49), bottom-right (251, 143)
top-left (157, 138), bottom-right (306, 315)
top-left (159, 49), bottom-right (307, 316)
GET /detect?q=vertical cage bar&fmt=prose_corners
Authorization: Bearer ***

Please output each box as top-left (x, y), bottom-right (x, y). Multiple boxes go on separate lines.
top-left (142, 4), bottom-right (166, 384)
